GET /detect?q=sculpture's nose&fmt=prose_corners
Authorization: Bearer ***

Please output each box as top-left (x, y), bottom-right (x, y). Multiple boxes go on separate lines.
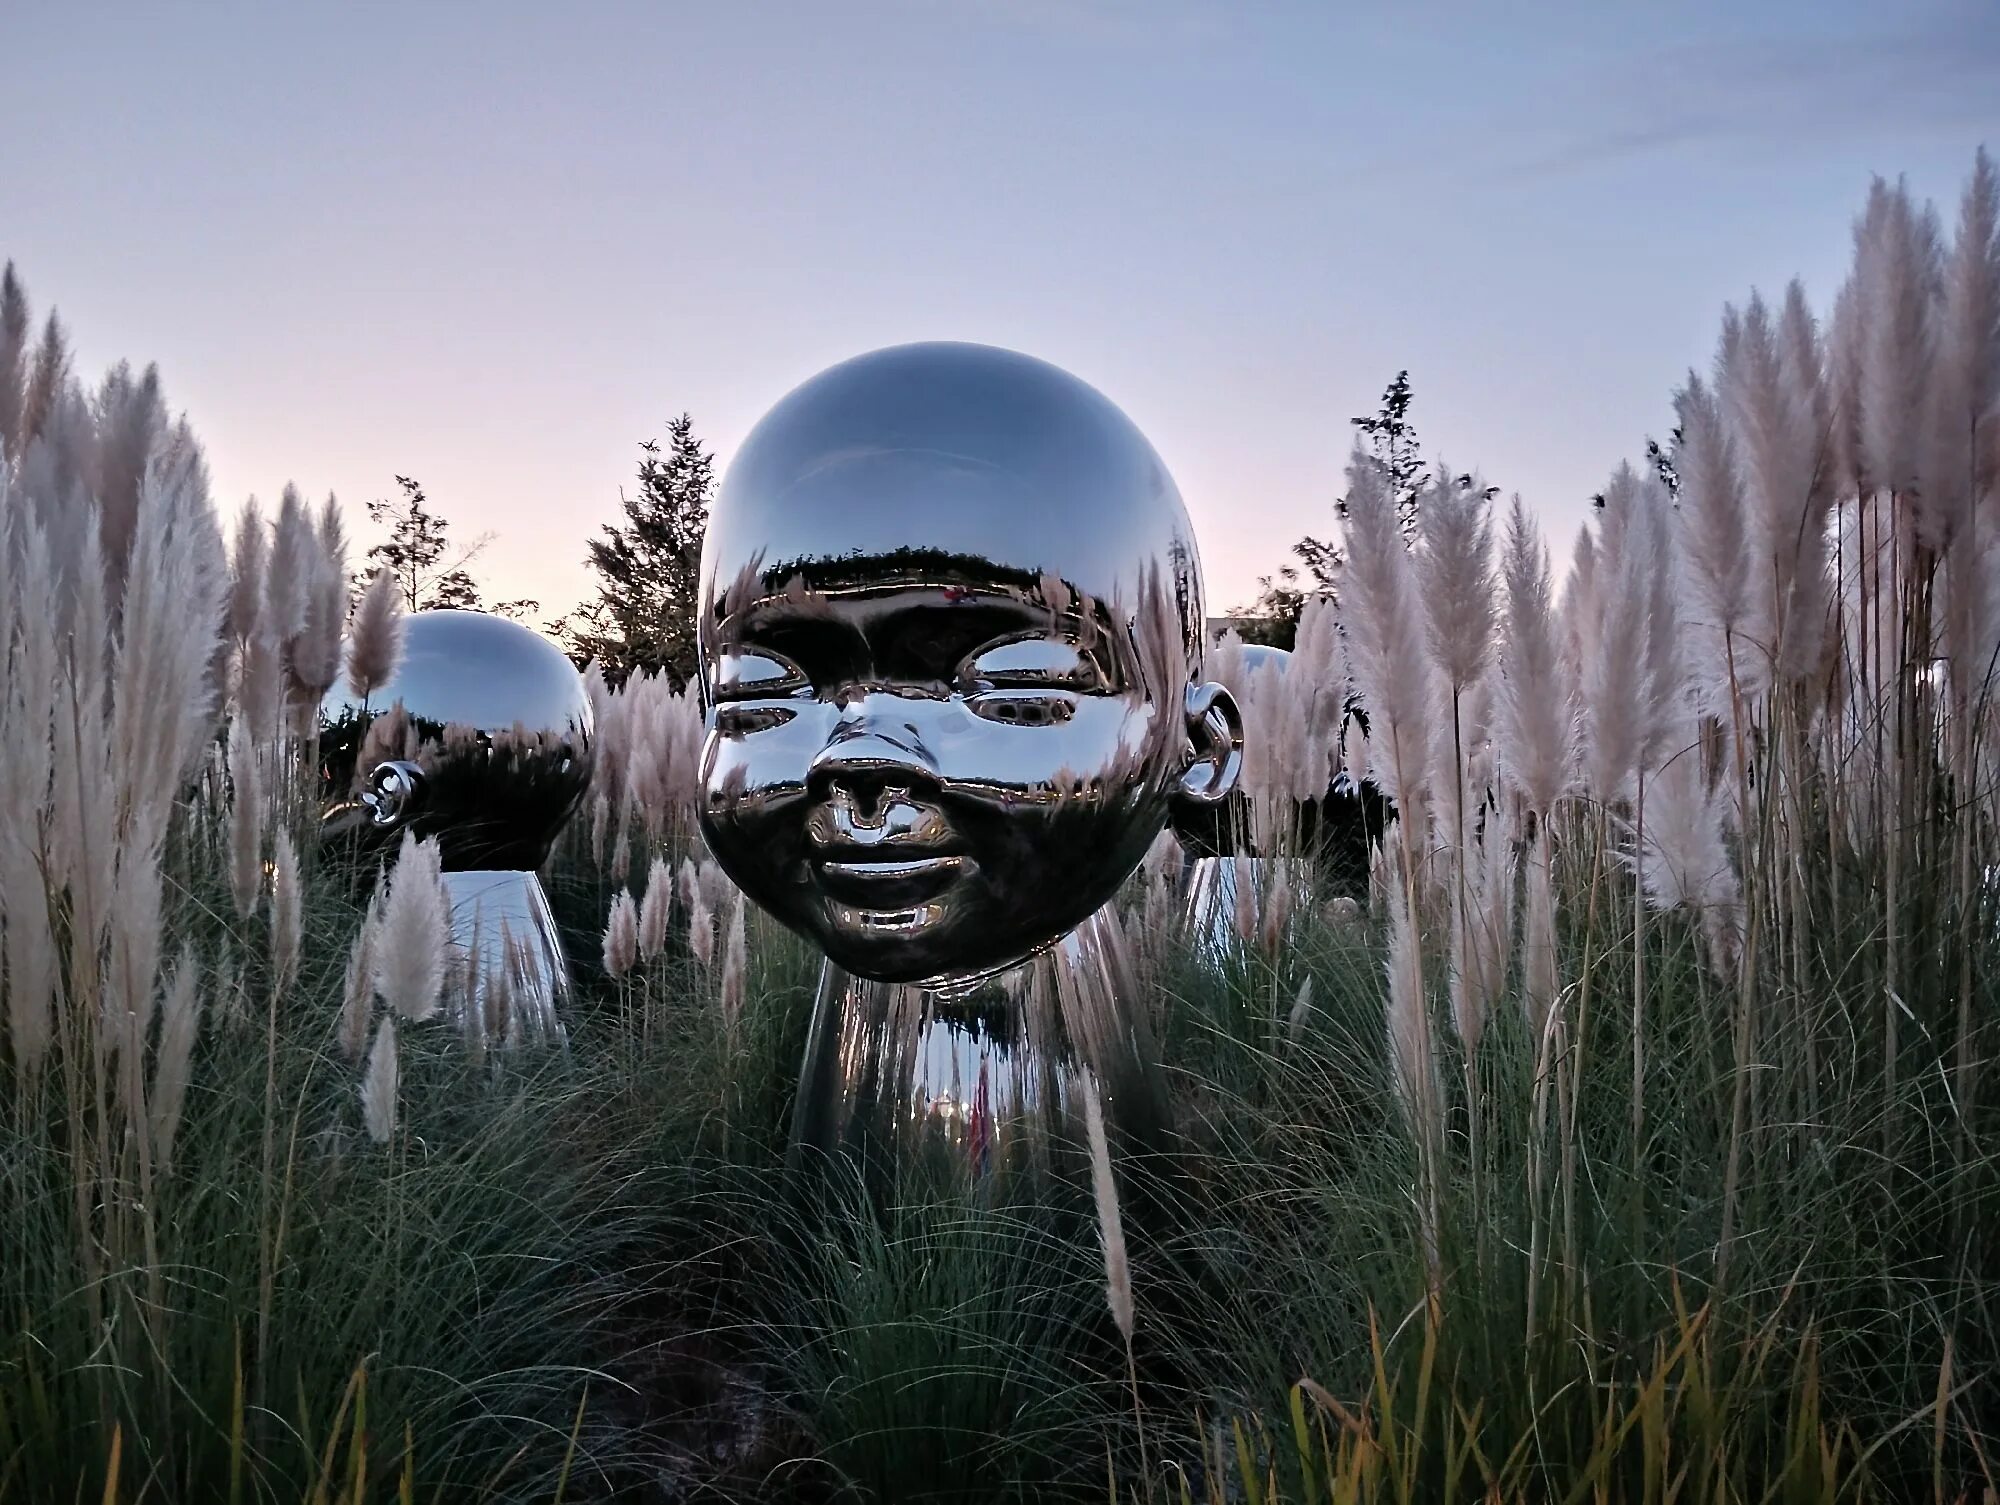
top-left (807, 703), bottom-right (940, 815)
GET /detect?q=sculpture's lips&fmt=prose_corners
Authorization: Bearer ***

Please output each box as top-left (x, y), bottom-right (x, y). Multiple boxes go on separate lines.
top-left (813, 853), bottom-right (967, 907)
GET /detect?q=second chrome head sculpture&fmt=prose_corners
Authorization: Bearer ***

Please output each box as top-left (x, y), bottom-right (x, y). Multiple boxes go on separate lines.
top-left (696, 341), bottom-right (1242, 1176)
top-left (319, 608), bottom-right (594, 1043)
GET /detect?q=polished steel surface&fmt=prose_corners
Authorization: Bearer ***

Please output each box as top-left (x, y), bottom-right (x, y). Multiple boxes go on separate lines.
top-left (318, 609), bottom-right (595, 873)
top-left (442, 868), bottom-right (570, 1047)
top-left (791, 906), bottom-right (1173, 1179)
top-left (696, 340), bottom-right (1243, 989)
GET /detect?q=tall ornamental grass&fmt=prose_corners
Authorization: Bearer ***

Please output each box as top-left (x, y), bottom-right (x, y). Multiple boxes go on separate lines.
top-left (2, 150), bottom-right (1997, 1502)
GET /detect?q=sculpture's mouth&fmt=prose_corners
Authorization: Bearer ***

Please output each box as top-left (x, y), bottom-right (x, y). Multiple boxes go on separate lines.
top-left (813, 852), bottom-right (968, 908)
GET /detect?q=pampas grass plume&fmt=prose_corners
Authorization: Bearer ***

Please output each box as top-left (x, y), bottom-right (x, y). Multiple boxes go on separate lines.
top-left (339, 903), bottom-right (377, 1060)
top-left (1496, 497), bottom-right (1573, 815)
top-left (148, 949), bottom-right (202, 1177)
top-left (227, 718), bottom-right (262, 919)
top-left (360, 1016), bottom-right (399, 1144)
top-left (638, 856), bottom-right (673, 961)
top-left (345, 566), bottom-right (405, 700)
top-left (269, 829), bottom-right (302, 996)
top-left (603, 889), bottom-right (638, 979)
top-left (228, 498), bottom-right (267, 643)
top-left (720, 895), bottom-right (748, 1032)
top-left (1080, 1068), bottom-right (1135, 1345)
top-left (1417, 465), bottom-right (1497, 692)
top-left (372, 833), bottom-right (448, 1022)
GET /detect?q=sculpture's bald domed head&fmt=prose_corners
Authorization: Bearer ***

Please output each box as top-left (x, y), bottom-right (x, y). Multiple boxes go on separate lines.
top-left (702, 342), bottom-right (1205, 655)
top-left (318, 609), bottom-right (595, 872)
top-left (697, 342), bottom-right (1241, 984)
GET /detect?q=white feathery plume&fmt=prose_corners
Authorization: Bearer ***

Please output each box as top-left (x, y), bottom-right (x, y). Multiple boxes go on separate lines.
top-left (269, 829), bottom-right (302, 996)
top-left (1717, 289), bottom-right (1828, 618)
top-left (338, 903), bottom-right (377, 1060)
top-left (1259, 863), bottom-right (1292, 962)
top-left (360, 1016), bottom-right (399, 1144)
top-left (1582, 473), bottom-right (1651, 805)
top-left (1340, 444), bottom-right (1436, 821)
top-left (1636, 477), bottom-right (1685, 774)
top-left (109, 445), bottom-right (229, 820)
top-left (1673, 374), bottom-right (1764, 710)
top-left (1929, 150), bottom-right (2000, 708)
top-left (1559, 524), bottom-right (1599, 699)
top-left (148, 949), bottom-right (202, 1177)
top-left (1079, 1068), bottom-right (1135, 1345)
top-left (1854, 175), bottom-right (1942, 500)
top-left (689, 886), bottom-right (716, 968)
top-left (0, 264), bottom-right (27, 451)
top-left (1630, 747), bottom-right (1742, 978)
top-left (678, 856), bottom-right (701, 924)
top-left (288, 494), bottom-right (346, 704)
top-left (344, 566), bottom-right (405, 700)
top-left (264, 483), bottom-right (314, 645)
top-left (371, 832), bottom-right (448, 1022)
top-left (1230, 854), bottom-right (1258, 947)
top-left (1341, 713), bottom-right (1367, 791)
top-left (1827, 276), bottom-right (1868, 490)
top-left (1495, 497), bottom-right (1573, 816)
top-left (228, 497), bottom-right (267, 643)
top-left (1770, 284), bottom-right (1837, 679)
top-left (720, 895), bottom-right (748, 1034)
top-left (227, 715), bottom-right (264, 920)
top-left (638, 855), bottom-right (673, 960)
top-left (1416, 465), bottom-right (1497, 693)
top-left (0, 507), bottom-right (59, 1077)
top-left (486, 920), bottom-right (518, 1050)
top-left (462, 955), bottom-right (488, 1069)
top-left (602, 888), bottom-right (638, 979)
top-left (236, 615), bottom-right (284, 743)
top-left (1291, 594), bottom-right (1348, 797)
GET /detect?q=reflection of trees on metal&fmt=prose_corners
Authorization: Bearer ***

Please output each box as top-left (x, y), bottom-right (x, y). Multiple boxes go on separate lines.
top-left (696, 342), bottom-right (1244, 1176)
top-left (319, 609), bottom-right (594, 1041)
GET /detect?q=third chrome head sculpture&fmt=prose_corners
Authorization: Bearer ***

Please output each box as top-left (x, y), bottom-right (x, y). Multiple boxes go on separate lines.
top-left (695, 341), bottom-right (1243, 1175)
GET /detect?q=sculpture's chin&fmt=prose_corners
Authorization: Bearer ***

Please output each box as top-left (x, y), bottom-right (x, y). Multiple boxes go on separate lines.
top-left (811, 906), bottom-right (1048, 987)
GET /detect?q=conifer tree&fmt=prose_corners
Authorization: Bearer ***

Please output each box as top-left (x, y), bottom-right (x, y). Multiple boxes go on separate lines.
top-left (557, 414), bottom-right (714, 686)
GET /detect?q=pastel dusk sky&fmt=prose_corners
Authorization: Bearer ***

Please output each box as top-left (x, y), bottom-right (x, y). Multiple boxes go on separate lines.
top-left (5, 0), bottom-right (1996, 625)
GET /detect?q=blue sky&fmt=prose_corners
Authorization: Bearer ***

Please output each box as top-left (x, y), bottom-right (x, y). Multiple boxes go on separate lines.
top-left (5, 0), bottom-right (1994, 622)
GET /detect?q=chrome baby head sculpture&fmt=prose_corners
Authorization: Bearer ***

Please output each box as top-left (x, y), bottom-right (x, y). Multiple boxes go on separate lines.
top-left (319, 610), bottom-right (594, 1045)
top-left (319, 609), bottom-right (594, 871)
top-left (696, 341), bottom-right (1243, 987)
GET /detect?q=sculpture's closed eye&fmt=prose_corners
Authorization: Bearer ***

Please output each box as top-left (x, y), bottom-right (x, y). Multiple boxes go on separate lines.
top-left (958, 636), bottom-right (1107, 692)
top-left (712, 649), bottom-right (808, 701)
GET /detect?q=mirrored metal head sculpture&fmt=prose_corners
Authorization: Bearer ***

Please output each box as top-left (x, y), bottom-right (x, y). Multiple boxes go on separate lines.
top-left (319, 609), bottom-right (594, 1042)
top-left (319, 609), bottom-right (594, 870)
top-left (697, 341), bottom-right (1243, 987)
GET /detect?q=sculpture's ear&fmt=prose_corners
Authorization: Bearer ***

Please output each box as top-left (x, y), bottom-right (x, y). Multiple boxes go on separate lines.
top-left (1174, 681), bottom-right (1243, 808)
top-left (362, 759), bottom-right (428, 831)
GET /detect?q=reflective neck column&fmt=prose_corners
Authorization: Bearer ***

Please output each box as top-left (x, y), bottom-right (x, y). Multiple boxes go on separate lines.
top-left (440, 868), bottom-right (569, 1049)
top-left (789, 905), bottom-right (1174, 1183)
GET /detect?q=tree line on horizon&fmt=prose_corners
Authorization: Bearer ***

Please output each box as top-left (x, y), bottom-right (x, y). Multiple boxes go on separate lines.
top-left (372, 373), bottom-right (1457, 676)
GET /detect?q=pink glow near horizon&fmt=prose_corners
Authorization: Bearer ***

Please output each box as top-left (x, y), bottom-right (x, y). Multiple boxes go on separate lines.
top-left (5, 1), bottom-right (1992, 625)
